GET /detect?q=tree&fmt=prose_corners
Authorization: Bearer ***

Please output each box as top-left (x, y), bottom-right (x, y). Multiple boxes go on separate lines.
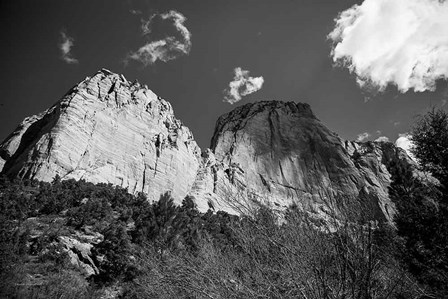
top-left (411, 108), bottom-right (448, 194)
top-left (389, 108), bottom-right (448, 296)
top-left (94, 222), bottom-right (137, 282)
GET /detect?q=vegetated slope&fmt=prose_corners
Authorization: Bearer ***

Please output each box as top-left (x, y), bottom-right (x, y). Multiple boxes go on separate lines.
top-left (0, 176), bottom-right (424, 299)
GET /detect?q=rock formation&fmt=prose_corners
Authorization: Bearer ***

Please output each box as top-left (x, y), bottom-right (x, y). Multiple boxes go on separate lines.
top-left (0, 69), bottom-right (413, 221)
top-left (0, 69), bottom-right (202, 203)
top-left (21, 216), bottom-right (103, 278)
top-left (189, 101), bottom-right (408, 221)
top-left (0, 112), bottom-right (47, 173)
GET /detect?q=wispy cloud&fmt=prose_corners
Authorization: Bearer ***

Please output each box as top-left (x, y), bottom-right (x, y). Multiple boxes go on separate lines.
top-left (129, 9), bottom-right (142, 15)
top-left (59, 29), bottom-right (78, 64)
top-left (329, 0), bottom-right (448, 93)
top-left (356, 132), bottom-right (370, 142)
top-left (223, 67), bottom-right (265, 104)
top-left (126, 10), bottom-right (191, 66)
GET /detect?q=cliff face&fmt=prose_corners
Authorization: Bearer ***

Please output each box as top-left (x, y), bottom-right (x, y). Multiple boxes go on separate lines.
top-left (0, 70), bottom-right (412, 221)
top-left (0, 69), bottom-right (202, 203)
top-left (0, 112), bottom-right (47, 173)
top-left (189, 101), bottom-right (405, 221)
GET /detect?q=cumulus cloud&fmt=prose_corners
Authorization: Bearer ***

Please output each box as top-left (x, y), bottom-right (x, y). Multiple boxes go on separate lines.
top-left (329, 0), bottom-right (448, 93)
top-left (126, 10), bottom-right (191, 66)
top-left (59, 29), bottom-right (78, 64)
top-left (395, 133), bottom-right (416, 160)
top-left (223, 67), bottom-right (265, 104)
top-left (356, 132), bottom-right (370, 142)
top-left (375, 136), bottom-right (390, 142)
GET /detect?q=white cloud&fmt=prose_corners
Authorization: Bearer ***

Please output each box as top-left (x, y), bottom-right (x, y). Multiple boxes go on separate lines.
top-left (395, 133), bottom-right (416, 160)
top-left (129, 9), bottom-right (142, 15)
top-left (356, 132), bottom-right (370, 142)
top-left (126, 10), bottom-right (191, 66)
top-left (223, 67), bottom-right (265, 104)
top-left (375, 136), bottom-right (390, 142)
top-left (59, 30), bottom-right (78, 64)
top-left (329, 0), bottom-right (448, 93)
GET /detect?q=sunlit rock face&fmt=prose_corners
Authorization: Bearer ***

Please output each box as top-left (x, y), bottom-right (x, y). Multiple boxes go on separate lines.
top-left (0, 69), bottom-right (202, 203)
top-left (190, 101), bottom-right (408, 221)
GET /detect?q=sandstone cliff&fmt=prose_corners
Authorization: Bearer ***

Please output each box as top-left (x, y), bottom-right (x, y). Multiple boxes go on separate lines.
top-left (189, 101), bottom-right (408, 221)
top-left (1, 69), bottom-right (413, 221)
top-left (0, 69), bottom-right (202, 203)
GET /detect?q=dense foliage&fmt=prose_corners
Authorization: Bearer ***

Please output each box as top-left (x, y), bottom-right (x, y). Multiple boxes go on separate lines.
top-left (1, 175), bottom-right (427, 299)
top-left (0, 177), bottom-right (239, 298)
top-left (388, 108), bottom-right (448, 297)
top-left (412, 109), bottom-right (448, 190)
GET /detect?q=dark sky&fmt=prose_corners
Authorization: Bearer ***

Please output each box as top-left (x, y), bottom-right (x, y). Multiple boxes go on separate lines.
top-left (0, 0), bottom-right (446, 149)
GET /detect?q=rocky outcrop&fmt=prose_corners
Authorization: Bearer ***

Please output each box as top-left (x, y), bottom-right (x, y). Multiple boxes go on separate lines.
top-left (23, 216), bottom-right (104, 278)
top-left (59, 235), bottom-right (101, 277)
top-left (1, 70), bottom-right (413, 221)
top-left (0, 69), bottom-right (201, 204)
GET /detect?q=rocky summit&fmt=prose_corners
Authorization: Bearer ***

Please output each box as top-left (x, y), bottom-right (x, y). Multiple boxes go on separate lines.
top-left (190, 101), bottom-right (409, 221)
top-left (0, 69), bottom-right (412, 221)
top-left (0, 69), bottom-right (202, 202)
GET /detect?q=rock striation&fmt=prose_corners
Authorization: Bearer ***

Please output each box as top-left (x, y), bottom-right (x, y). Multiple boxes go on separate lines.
top-left (1, 69), bottom-right (413, 221)
top-left (0, 69), bottom-right (202, 204)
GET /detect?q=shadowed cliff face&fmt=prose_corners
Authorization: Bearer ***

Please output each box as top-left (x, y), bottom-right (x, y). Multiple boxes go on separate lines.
top-left (191, 101), bottom-right (410, 221)
top-left (0, 70), bottom-right (413, 221)
top-left (211, 102), bottom-right (355, 198)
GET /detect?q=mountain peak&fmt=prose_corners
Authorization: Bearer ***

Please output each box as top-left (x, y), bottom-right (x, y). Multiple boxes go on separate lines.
top-left (0, 71), bottom-right (201, 202)
top-left (225, 101), bottom-right (315, 118)
top-left (61, 68), bottom-right (164, 112)
top-left (210, 100), bottom-right (316, 150)
top-left (195, 99), bottom-right (401, 219)
top-left (99, 68), bottom-right (115, 75)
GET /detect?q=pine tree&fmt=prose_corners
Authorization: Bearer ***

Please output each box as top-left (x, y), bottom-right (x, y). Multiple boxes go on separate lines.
top-left (388, 108), bottom-right (448, 296)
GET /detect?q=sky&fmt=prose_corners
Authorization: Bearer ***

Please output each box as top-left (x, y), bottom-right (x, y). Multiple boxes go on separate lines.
top-left (1, 0), bottom-right (447, 150)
